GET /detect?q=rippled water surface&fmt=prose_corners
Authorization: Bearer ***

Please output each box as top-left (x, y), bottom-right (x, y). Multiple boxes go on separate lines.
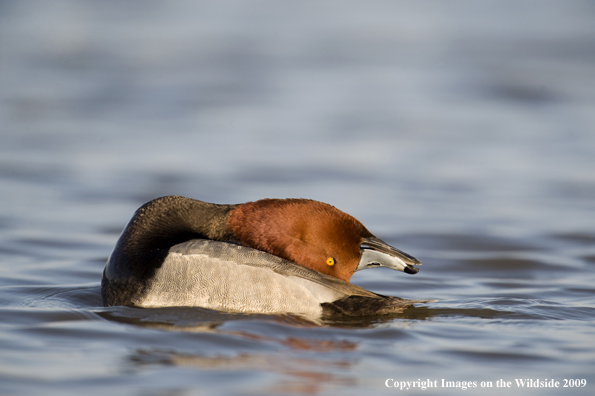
top-left (1, 1), bottom-right (595, 395)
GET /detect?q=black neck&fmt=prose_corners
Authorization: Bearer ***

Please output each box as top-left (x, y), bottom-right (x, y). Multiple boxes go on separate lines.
top-left (106, 196), bottom-right (237, 282)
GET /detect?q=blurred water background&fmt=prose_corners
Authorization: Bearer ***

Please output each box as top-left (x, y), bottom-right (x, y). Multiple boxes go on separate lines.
top-left (1, 1), bottom-right (595, 395)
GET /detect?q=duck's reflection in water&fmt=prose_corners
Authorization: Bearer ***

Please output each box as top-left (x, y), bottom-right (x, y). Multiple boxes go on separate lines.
top-left (97, 303), bottom-right (441, 331)
top-left (129, 345), bottom-right (357, 394)
top-left (100, 306), bottom-right (437, 394)
top-left (101, 303), bottom-right (522, 393)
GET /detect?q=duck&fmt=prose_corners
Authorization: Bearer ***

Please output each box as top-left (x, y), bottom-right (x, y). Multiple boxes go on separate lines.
top-left (101, 196), bottom-right (431, 318)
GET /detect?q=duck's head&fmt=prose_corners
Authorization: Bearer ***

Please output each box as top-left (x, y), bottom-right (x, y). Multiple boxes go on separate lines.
top-left (228, 199), bottom-right (421, 282)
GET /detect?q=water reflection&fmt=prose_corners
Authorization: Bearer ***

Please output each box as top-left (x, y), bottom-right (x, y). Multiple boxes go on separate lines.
top-left (98, 301), bottom-right (547, 395)
top-left (97, 304), bottom-right (415, 331)
top-left (105, 308), bottom-right (361, 394)
top-left (128, 347), bottom-right (357, 395)
top-left (96, 300), bottom-right (526, 332)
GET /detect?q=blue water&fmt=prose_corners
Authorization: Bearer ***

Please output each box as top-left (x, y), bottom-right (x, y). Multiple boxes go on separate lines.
top-left (1, 1), bottom-right (595, 395)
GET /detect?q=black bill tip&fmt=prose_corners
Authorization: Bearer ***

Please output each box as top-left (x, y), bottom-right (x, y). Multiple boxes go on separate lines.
top-left (404, 265), bottom-right (419, 274)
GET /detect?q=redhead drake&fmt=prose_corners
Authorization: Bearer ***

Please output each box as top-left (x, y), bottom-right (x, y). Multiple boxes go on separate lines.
top-left (101, 196), bottom-right (430, 317)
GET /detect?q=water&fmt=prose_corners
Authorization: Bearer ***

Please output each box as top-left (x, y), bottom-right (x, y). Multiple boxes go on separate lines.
top-left (1, 1), bottom-right (595, 395)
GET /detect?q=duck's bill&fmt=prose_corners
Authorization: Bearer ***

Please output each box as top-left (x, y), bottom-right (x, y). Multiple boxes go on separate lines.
top-left (356, 237), bottom-right (421, 274)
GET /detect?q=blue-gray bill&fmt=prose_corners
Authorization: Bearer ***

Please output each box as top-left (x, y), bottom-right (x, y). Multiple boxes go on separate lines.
top-left (357, 237), bottom-right (421, 274)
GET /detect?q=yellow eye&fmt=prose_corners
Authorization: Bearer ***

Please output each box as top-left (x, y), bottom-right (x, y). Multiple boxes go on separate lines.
top-left (326, 257), bottom-right (336, 266)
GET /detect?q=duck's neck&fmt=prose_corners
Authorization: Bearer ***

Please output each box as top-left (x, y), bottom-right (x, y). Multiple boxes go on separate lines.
top-left (107, 196), bottom-right (237, 281)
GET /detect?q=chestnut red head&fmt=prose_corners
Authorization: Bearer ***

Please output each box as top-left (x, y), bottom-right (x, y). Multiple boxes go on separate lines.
top-left (228, 199), bottom-right (420, 282)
